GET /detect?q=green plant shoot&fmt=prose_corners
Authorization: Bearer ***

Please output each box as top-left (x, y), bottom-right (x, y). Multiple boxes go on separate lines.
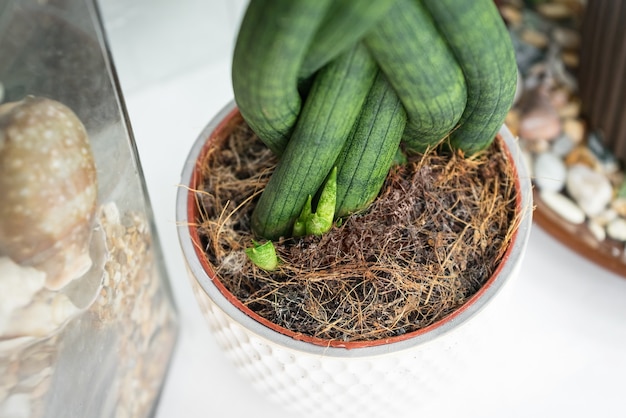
top-left (245, 240), bottom-right (279, 271)
top-left (293, 195), bottom-right (313, 237)
top-left (306, 167), bottom-right (337, 236)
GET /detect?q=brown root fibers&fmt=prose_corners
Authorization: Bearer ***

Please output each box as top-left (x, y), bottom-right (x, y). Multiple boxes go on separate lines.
top-left (194, 121), bottom-right (519, 342)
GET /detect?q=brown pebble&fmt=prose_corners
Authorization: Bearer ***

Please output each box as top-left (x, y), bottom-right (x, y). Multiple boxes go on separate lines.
top-left (558, 99), bottom-right (582, 119)
top-left (525, 138), bottom-right (550, 154)
top-left (564, 146), bottom-right (599, 168)
top-left (499, 4), bottom-right (523, 27)
top-left (520, 112), bottom-right (561, 141)
top-left (608, 171), bottom-right (625, 189)
top-left (611, 198), bottom-right (626, 218)
top-left (521, 29), bottom-right (550, 49)
top-left (561, 51), bottom-right (579, 68)
top-left (562, 117), bottom-right (586, 144)
top-left (552, 27), bottom-right (581, 50)
top-left (537, 3), bottom-right (573, 19)
top-left (550, 87), bottom-right (570, 109)
top-left (518, 87), bottom-right (562, 141)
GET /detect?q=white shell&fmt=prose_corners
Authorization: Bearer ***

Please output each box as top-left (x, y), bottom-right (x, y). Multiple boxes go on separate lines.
top-left (1, 293), bottom-right (79, 339)
top-left (0, 257), bottom-right (80, 345)
top-left (0, 257), bottom-right (45, 336)
top-left (0, 257), bottom-right (45, 313)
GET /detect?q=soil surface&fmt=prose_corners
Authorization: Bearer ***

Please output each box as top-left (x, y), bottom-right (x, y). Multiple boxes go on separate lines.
top-left (195, 120), bottom-right (519, 342)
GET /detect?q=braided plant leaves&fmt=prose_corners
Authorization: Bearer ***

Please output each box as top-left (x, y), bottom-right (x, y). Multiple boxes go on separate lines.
top-left (232, 0), bottom-right (517, 240)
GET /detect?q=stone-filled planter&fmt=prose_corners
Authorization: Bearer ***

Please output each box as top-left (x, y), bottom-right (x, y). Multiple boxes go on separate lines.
top-left (498, 0), bottom-right (626, 277)
top-left (176, 101), bottom-right (533, 417)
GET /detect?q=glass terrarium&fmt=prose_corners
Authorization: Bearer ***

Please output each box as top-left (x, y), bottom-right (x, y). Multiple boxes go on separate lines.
top-left (0, 0), bottom-right (179, 417)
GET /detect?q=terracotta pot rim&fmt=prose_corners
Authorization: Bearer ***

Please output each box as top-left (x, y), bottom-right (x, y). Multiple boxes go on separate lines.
top-left (176, 100), bottom-right (533, 355)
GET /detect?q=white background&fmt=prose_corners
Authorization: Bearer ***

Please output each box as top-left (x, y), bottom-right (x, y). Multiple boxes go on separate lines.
top-left (97, 1), bottom-right (626, 417)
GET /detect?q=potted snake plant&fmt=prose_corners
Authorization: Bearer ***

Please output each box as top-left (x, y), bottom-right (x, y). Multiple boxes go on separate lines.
top-left (176, 0), bottom-right (532, 416)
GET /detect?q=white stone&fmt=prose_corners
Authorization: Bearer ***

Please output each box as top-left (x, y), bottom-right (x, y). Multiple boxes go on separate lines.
top-left (566, 164), bottom-right (613, 217)
top-left (587, 220), bottom-right (606, 242)
top-left (534, 152), bottom-right (567, 192)
top-left (551, 133), bottom-right (576, 157)
top-left (540, 190), bottom-right (585, 224)
top-left (0, 81), bottom-right (4, 103)
top-left (591, 208), bottom-right (618, 227)
top-left (607, 218), bottom-right (626, 242)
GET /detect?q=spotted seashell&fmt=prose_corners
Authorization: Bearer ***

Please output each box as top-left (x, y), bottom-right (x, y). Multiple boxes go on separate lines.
top-left (0, 96), bottom-right (97, 290)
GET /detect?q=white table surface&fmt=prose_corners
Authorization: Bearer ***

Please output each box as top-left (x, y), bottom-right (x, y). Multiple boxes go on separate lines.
top-left (97, 1), bottom-right (626, 417)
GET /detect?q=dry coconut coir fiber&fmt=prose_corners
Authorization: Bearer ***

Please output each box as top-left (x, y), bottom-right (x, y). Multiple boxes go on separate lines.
top-left (194, 119), bottom-right (520, 343)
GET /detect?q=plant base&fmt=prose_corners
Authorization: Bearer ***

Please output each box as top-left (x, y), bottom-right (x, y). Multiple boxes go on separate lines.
top-left (193, 116), bottom-right (520, 344)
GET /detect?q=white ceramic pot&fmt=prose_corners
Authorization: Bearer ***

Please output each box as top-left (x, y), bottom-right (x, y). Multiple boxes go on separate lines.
top-left (176, 100), bottom-right (533, 418)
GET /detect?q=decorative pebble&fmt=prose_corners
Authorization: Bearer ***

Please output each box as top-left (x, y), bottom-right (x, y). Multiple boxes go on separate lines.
top-left (525, 138), bottom-right (550, 154)
top-left (549, 87), bottom-right (570, 108)
top-left (607, 218), bottom-right (626, 242)
top-left (0, 81), bottom-right (4, 103)
top-left (519, 89), bottom-right (562, 141)
top-left (557, 100), bottom-right (581, 119)
top-left (521, 28), bottom-right (550, 48)
top-left (552, 26), bottom-right (581, 50)
top-left (591, 208), bottom-right (618, 227)
top-left (540, 190), bottom-right (585, 224)
top-left (537, 3), bottom-right (573, 19)
top-left (523, 8), bottom-right (553, 32)
top-left (546, 48), bottom-right (578, 91)
top-left (566, 164), bottom-right (613, 217)
top-left (534, 152), bottom-right (567, 192)
top-left (587, 131), bottom-right (619, 174)
top-left (588, 220), bottom-right (607, 242)
top-left (611, 198), bottom-right (626, 218)
top-left (561, 51), bottom-right (579, 68)
top-left (562, 117), bottom-right (585, 144)
top-left (586, 131), bottom-right (607, 157)
top-left (500, 4), bottom-right (524, 27)
top-left (564, 146), bottom-right (598, 168)
top-left (607, 171), bottom-right (625, 190)
top-left (551, 132), bottom-right (576, 157)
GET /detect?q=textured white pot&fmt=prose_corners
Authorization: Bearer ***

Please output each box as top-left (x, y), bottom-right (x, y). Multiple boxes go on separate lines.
top-left (176, 100), bottom-right (533, 418)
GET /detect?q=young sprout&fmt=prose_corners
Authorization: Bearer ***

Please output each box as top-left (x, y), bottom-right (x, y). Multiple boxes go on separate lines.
top-left (245, 240), bottom-right (279, 271)
top-left (306, 167), bottom-right (337, 236)
top-left (293, 195), bottom-right (313, 237)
